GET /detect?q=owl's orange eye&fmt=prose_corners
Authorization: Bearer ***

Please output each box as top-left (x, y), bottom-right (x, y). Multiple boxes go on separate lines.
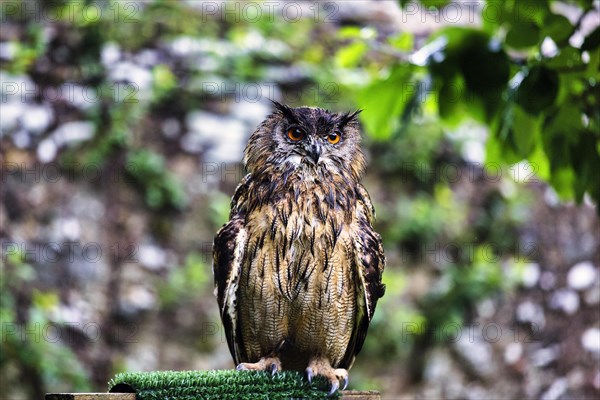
top-left (327, 133), bottom-right (340, 144)
top-left (287, 128), bottom-right (305, 141)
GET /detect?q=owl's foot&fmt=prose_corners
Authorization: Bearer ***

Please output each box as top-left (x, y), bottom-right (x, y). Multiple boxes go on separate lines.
top-left (236, 356), bottom-right (282, 376)
top-left (305, 357), bottom-right (348, 396)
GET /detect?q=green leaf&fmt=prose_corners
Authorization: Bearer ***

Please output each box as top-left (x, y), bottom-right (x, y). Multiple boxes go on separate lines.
top-left (482, 0), bottom-right (507, 31)
top-left (549, 167), bottom-right (575, 200)
top-left (160, 252), bottom-right (208, 307)
top-left (337, 26), bottom-right (363, 39)
top-left (209, 191), bottom-right (233, 228)
top-left (335, 41), bottom-right (368, 68)
top-left (399, 0), bottom-right (451, 8)
top-left (587, 48), bottom-right (600, 76)
top-left (543, 102), bottom-right (584, 144)
top-left (511, 106), bottom-right (542, 157)
top-left (388, 32), bottom-right (414, 52)
top-left (438, 78), bottom-right (464, 122)
top-left (544, 46), bottom-right (584, 70)
top-left (570, 129), bottom-right (600, 202)
top-left (527, 143), bottom-right (551, 181)
top-left (32, 290), bottom-right (59, 311)
top-left (542, 14), bottom-right (573, 44)
top-left (358, 65), bottom-right (413, 140)
top-left (152, 64), bottom-right (176, 93)
top-left (541, 102), bottom-right (584, 173)
top-left (419, 0), bottom-right (451, 9)
top-left (459, 40), bottom-right (509, 95)
top-left (427, 28), bottom-right (510, 122)
top-left (515, 66), bottom-right (559, 115)
top-left (513, 0), bottom-right (550, 25)
top-left (459, 47), bottom-right (509, 121)
top-left (506, 22), bottom-right (541, 48)
top-left (126, 149), bottom-right (187, 210)
top-left (487, 124), bottom-right (523, 165)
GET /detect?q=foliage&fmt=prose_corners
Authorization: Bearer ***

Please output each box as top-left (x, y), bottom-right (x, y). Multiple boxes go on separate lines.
top-left (351, 0), bottom-right (600, 204)
top-left (0, 251), bottom-right (91, 395)
top-left (126, 149), bottom-right (187, 210)
top-left (159, 252), bottom-right (209, 308)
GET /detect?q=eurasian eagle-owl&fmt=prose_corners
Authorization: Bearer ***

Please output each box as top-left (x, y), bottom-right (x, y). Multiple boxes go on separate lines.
top-left (213, 101), bottom-right (385, 395)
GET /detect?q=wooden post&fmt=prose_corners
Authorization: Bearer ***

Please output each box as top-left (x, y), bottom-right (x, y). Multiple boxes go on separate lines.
top-left (46, 391), bottom-right (380, 399)
top-left (341, 390), bottom-right (381, 399)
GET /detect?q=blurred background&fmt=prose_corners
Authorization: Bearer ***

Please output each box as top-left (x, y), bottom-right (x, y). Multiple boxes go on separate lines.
top-left (1, 0), bottom-right (599, 399)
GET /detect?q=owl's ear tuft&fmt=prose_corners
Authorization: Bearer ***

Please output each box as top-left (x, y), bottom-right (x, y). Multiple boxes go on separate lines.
top-left (339, 109), bottom-right (362, 127)
top-left (270, 100), bottom-right (298, 123)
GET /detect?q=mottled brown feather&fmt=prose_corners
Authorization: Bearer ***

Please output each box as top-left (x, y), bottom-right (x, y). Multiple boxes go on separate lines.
top-left (212, 104), bottom-right (385, 372)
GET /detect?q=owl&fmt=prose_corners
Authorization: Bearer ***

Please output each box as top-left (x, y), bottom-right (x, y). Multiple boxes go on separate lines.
top-left (212, 101), bottom-right (385, 395)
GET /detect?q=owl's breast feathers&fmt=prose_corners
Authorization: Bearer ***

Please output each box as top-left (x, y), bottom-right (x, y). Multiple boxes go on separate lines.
top-left (213, 172), bottom-right (385, 369)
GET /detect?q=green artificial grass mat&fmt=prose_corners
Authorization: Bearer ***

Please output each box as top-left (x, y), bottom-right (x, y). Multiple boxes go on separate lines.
top-left (108, 369), bottom-right (339, 400)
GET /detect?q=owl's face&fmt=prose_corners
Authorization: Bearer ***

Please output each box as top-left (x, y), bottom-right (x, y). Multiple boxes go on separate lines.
top-left (244, 102), bottom-right (366, 182)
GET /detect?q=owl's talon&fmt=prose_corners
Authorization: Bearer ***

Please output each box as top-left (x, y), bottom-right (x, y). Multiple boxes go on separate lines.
top-left (236, 357), bottom-right (281, 374)
top-left (341, 374), bottom-right (349, 390)
top-left (306, 358), bottom-right (348, 396)
top-left (328, 380), bottom-right (339, 397)
top-left (333, 368), bottom-right (349, 390)
top-left (305, 367), bottom-right (314, 384)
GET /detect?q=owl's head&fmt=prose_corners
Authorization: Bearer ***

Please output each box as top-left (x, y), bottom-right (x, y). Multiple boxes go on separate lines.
top-left (244, 101), bottom-right (366, 182)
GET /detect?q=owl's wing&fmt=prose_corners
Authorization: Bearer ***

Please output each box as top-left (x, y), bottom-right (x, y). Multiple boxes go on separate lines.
top-left (213, 177), bottom-right (252, 365)
top-left (340, 184), bottom-right (386, 368)
top-left (213, 217), bottom-right (247, 365)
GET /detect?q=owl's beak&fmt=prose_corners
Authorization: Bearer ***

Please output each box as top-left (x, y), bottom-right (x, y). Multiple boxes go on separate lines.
top-left (307, 141), bottom-right (321, 164)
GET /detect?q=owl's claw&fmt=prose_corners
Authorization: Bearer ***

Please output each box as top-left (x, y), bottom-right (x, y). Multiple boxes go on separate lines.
top-left (236, 356), bottom-right (282, 375)
top-left (305, 358), bottom-right (349, 396)
top-left (305, 367), bottom-right (314, 383)
top-left (341, 373), bottom-right (349, 390)
top-left (328, 380), bottom-right (339, 397)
